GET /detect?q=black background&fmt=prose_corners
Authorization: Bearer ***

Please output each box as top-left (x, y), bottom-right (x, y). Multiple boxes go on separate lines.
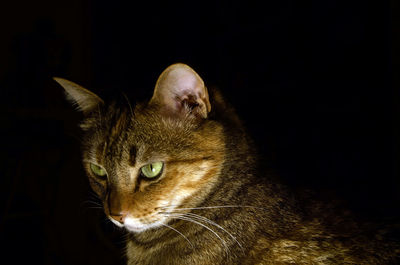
top-left (1, 0), bottom-right (399, 264)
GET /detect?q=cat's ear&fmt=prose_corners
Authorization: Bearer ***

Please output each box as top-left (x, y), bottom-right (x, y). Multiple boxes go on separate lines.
top-left (150, 63), bottom-right (211, 119)
top-left (54, 77), bottom-right (104, 114)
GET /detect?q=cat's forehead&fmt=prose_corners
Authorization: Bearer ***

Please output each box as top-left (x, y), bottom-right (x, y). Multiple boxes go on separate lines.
top-left (83, 101), bottom-right (199, 157)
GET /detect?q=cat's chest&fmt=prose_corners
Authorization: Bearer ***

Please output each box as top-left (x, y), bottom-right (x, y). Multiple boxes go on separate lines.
top-left (125, 234), bottom-right (235, 265)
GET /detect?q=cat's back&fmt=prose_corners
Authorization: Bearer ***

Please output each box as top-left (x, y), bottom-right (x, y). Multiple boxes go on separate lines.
top-left (243, 189), bottom-right (400, 265)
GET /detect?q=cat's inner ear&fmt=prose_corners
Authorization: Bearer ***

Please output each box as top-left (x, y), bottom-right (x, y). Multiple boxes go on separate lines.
top-left (150, 63), bottom-right (211, 119)
top-left (54, 77), bottom-right (104, 114)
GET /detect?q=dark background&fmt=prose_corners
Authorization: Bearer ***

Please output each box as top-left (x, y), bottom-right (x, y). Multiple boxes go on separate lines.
top-left (0, 0), bottom-right (399, 264)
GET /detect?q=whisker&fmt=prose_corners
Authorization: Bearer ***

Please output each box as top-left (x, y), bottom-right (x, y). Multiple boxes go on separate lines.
top-left (122, 92), bottom-right (134, 117)
top-left (79, 199), bottom-right (104, 215)
top-left (82, 191), bottom-right (104, 209)
top-left (174, 212), bottom-right (244, 252)
top-left (115, 231), bottom-right (130, 246)
top-left (160, 223), bottom-right (194, 249)
top-left (161, 205), bottom-right (266, 211)
top-left (168, 215), bottom-right (230, 255)
top-left (88, 190), bottom-right (101, 200)
top-left (81, 200), bottom-right (103, 207)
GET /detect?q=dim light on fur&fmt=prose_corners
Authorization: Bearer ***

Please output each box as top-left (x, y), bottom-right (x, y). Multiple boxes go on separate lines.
top-left (56, 63), bottom-right (400, 265)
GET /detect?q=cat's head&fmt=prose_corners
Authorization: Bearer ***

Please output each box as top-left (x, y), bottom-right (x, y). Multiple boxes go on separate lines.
top-left (56, 64), bottom-right (226, 233)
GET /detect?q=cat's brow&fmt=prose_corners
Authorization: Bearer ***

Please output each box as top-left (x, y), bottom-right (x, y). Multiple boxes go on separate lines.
top-left (167, 156), bottom-right (214, 164)
top-left (129, 146), bottom-right (137, 166)
top-left (93, 142), bottom-right (107, 165)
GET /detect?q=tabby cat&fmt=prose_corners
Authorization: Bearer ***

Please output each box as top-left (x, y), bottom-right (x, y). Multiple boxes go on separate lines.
top-left (55, 64), bottom-right (399, 264)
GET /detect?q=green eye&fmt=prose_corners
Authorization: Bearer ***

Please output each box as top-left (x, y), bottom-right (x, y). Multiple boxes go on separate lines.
top-left (90, 163), bottom-right (107, 178)
top-left (141, 162), bottom-right (164, 179)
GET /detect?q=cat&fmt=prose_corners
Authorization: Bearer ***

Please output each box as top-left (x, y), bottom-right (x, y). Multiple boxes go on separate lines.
top-left (55, 63), bottom-right (400, 264)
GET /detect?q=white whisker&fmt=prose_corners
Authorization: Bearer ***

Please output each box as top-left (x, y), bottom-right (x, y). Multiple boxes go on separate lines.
top-left (160, 223), bottom-right (194, 249)
top-left (177, 212), bottom-right (244, 252)
top-left (161, 205), bottom-right (266, 211)
top-left (168, 215), bottom-right (230, 255)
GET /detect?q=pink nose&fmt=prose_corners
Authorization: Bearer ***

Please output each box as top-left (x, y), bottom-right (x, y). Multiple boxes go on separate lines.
top-left (110, 213), bottom-right (127, 224)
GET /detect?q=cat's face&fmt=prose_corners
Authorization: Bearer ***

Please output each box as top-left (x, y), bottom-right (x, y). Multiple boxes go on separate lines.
top-left (56, 64), bottom-right (225, 233)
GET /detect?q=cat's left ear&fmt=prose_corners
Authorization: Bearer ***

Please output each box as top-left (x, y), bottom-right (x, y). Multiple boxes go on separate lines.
top-left (150, 63), bottom-right (211, 119)
top-left (54, 77), bottom-right (104, 114)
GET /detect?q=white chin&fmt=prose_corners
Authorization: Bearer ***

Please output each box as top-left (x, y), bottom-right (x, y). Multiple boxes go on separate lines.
top-left (123, 217), bottom-right (163, 233)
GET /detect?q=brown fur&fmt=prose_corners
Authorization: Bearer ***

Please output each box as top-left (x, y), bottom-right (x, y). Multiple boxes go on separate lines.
top-left (56, 64), bottom-right (400, 264)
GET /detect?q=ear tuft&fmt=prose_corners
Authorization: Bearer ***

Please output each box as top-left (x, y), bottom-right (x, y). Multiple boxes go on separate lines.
top-left (54, 77), bottom-right (103, 114)
top-left (150, 63), bottom-right (211, 119)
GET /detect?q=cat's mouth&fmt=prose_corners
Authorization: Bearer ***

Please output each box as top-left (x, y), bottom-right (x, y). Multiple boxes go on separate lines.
top-left (108, 215), bottom-right (166, 233)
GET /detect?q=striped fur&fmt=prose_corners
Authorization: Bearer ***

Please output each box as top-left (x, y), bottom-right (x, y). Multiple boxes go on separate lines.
top-left (58, 64), bottom-right (400, 264)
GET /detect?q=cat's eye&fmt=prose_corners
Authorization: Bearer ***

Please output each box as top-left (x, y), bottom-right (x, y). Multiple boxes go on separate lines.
top-left (90, 163), bottom-right (107, 178)
top-left (140, 162), bottom-right (164, 179)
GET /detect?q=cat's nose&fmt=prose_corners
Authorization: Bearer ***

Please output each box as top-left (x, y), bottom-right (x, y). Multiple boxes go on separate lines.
top-left (110, 213), bottom-right (127, 224)
top-left (108, 189), bottom-right (129, 224)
